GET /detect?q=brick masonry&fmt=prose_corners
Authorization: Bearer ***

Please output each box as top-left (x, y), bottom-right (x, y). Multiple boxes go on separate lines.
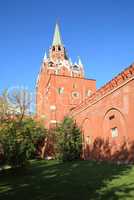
top-left (36, 23), bottom-right (134, 162)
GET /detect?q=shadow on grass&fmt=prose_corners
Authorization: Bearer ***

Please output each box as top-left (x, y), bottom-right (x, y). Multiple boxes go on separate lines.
top-left (0, 160), bottom-right (134, 200)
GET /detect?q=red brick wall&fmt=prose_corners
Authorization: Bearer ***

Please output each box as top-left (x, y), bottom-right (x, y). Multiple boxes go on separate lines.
top-left (71, 64), bottom-right (134, 162)
top-left (36, 23), bottom-right (134, 162)
top-left (36, 60), bottom-right (96, 128)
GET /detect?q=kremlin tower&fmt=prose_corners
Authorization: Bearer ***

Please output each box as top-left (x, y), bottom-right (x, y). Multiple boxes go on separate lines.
top-left (36, 23), bottom-right (96, 128)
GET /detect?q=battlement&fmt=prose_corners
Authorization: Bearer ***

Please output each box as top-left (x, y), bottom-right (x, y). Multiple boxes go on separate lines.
top-left (71, 63), bottom-right (134, 114)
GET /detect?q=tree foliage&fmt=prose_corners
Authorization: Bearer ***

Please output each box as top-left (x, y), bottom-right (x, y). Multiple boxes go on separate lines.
top-left (54, 117), bottom-right (82, 161)
top-left (0, 118), bottom-right (46, 167)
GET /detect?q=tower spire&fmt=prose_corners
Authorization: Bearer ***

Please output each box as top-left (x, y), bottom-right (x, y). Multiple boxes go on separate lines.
top-left (52, 22), bottom-right (62, 46)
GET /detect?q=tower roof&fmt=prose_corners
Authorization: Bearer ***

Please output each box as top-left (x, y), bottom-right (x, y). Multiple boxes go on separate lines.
top-left (52, 22), bottom-right (62, 46)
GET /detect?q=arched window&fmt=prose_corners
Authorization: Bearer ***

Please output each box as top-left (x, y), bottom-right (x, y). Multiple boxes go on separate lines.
top-left (58, 46), bottom-right (61, 51)
top-left (111, 127), bottom-right (118, 138)
top-left (57, 87), bottom-right (64, 94)
top-left (73, 83), bottom-right (76, 89)
top-left (55, 69), bottom-right (60, 75)
top-left (49, 61), bottom-right (54, 67)
top-left (86, 89), bottom-right (92, 97)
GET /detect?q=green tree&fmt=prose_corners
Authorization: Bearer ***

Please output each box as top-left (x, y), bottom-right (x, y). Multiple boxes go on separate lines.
top-left (55, 117), bottom-right (82, 161)
top-left (0, 118), bottom-right (46, 167)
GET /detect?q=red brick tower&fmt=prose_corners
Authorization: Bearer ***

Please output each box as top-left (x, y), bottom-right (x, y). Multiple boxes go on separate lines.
top-left (36, 23), bottom-right (96, 128)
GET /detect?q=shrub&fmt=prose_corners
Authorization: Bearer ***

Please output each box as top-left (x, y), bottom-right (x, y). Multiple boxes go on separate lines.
top-left (0, 117), bottom-right (46, 167)
top-left (54, 117), bottom-right (82, 161)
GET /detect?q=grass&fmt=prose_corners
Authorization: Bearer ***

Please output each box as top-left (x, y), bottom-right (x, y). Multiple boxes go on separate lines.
top-left (0, 160), bottom-right (134, 200)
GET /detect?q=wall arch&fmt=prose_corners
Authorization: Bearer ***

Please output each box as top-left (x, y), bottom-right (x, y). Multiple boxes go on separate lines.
top-left (103, 107), bottom-right (126, 122)
top-left (81, 118), bottom-right (93, 146)
top-left (102, 107), bottom-right (127, 144)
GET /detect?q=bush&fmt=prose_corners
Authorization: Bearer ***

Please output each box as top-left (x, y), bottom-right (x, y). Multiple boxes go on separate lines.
top-left (0, 117), bottom-right (46, 167)
top-left (54, 117), bottom-right (82, 161)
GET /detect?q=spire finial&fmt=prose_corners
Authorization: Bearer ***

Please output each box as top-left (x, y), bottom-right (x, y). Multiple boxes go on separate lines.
top-left (52, 22), bottom-right (62, 46)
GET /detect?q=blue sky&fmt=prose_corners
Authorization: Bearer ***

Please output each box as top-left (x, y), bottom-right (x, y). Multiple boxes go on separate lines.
top-left (0, 0), bottom-right (134, 93)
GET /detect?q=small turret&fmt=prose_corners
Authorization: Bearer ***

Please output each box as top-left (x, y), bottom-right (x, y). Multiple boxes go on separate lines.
top-left (78, 57), bottom-right (83, 67)
top-left (43, 52), bottom-right (47, 61)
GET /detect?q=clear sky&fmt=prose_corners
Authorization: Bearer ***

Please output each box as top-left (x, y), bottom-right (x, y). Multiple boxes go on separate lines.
top-left (0, 0), bottom-right (134, 93)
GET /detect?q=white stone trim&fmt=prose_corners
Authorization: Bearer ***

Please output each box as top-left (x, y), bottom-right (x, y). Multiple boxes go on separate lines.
top-left (50, 105), bottom-right (56, 110)
top-left (50, 120), bottom-right (57, 123)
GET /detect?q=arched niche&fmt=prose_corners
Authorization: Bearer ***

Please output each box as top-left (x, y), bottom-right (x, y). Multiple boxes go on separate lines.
top-left (81, 118), bottom-right (93, 145)
top-left (102, 108), bottom-right (127, 144)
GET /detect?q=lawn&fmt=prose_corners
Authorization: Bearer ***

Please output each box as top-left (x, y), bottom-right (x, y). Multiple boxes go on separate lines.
top-left (0, 160), bottom-right (134, 200)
